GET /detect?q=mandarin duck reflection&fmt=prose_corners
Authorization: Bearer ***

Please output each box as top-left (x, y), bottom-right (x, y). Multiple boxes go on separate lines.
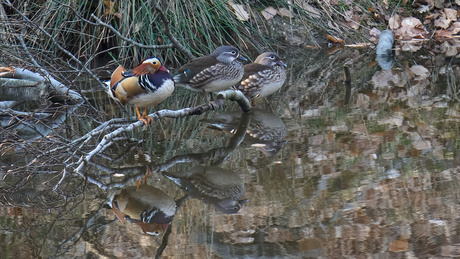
top-left (109, 183), bottom-right (176, 236)
top-left (106, 57), bottom-right (174, 125)
top-left (236, 52), bottom-right (287, 104)
top-left (204, 109), bottom-right (287, 156)
top-left (163, 165), bottom-right (248, 214)
top-left (173, 46), bottom-right (247, 100)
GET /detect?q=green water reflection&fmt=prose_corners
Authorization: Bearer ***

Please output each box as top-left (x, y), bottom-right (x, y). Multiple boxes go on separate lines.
top-left (2, 48), bottom-right (460, 258)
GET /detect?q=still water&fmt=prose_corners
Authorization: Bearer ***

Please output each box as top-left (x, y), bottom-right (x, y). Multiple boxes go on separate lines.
top-left (2, 47), bottom-right (460, 258)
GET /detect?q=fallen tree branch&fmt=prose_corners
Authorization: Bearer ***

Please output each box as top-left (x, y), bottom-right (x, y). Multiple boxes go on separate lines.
top-left (73, 110), bottom-right (251, 189)
top-left (74, 90), bottom-right (252, 175)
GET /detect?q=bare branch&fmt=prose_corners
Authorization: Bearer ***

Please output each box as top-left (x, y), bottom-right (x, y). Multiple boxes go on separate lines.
top-left (3, 0), bottom-right (106, 88)
top-left (73, 90), bottom-right (252, 175)
top-left (151, 2), bottom-right (196, 59)
top-left (90, 14), bottom-right (174, 50)
top-left (16, 30), bottom-right (83, 103)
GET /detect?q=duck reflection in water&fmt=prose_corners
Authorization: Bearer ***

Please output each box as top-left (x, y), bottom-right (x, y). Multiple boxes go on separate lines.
top-left (109, 183), bottom-right (177, 236)
top-left (163, 165), bottom-right (248, 214)
top-left (204, 108), bottom-right (287, 156)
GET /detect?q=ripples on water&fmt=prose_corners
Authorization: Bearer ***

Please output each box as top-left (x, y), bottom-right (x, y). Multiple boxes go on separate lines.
top-left (1, 47), bottom-right (460, 258)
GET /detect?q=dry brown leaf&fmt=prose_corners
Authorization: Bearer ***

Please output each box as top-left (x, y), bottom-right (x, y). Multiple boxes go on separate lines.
top-left (278, 7), bottom-right (293, 18)
top-left (367, 7), bottom-right (377, 14)
top-left (435, 29), bottom-right (453, 38)
top-left (411, 132), bottom-right (432, 150)
top-left (344, 10), bottom-right (361, 30)
top-left (383, 0), bottom-right (389, 8)
top-left (397, 17), bottom-right (429, 40)
top-left (410, 65), bottom-right (430, 80)
top-left (296, 2), bottom-right (321, 19)
top-left (401, 17), bottom-right (422, 28)
top-left (326, 46), bottom-right (344, 55)
top-left (388, 15), bottom-right (401, 30)
top-left (229, 2), bottom-right (250, 21)
top-left (378, 113), bottom-right (404, 127)
top-left (412, 27), bottom-right (429, 39)
top-left (449, 22), bottom-right (460, 34)
top-left (389, 240), bottom-right (409, 252)
top-left (371, 70), bottom-right (405, 89)
top-left (0, 66), bottom-right (15, 77)
top-left (355, 93), bottom-right (370, 109)
top-left (444, 8), bottom-right (457, 21)
top-left (369, 27), bottom-right (381, 38)
top-left (400, 41), bottom-right (424, 52)
top-left (261, 6), bottom-right (277, 20)
top-left (434, 13), bottom-right (451, 29)
top-left (369, 27), bottom-right (381, 43)
top-left (417, 5), bottom-right (430, 13)
top-left (439, 41), bottom-right (459, 57)
top-left (326, 34), bottom-right (345, 44)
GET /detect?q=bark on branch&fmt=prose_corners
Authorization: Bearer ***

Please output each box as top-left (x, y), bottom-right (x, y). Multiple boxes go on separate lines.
top-left (3, 0), bottom-right (106, 88)
top-left (73, 108), bottom-right (252, 190)
top-left (74, 90), bottom-right (252, 176)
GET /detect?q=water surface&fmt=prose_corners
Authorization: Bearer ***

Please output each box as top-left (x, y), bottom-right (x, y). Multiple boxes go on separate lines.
top-left (2, 47), bottom-right (460, 258)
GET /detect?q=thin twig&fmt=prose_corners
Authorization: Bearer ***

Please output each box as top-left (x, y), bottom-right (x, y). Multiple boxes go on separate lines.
top-left (90, 14), bottom-right (174, 50)
top-left (74, 90), bottom-right (252, 175)
top-left (151, 2), bottom-right (196, 59)
top-left (16, 28), bottom-right (84, 103)
top-left (4, 0), bottom-right (106, 89)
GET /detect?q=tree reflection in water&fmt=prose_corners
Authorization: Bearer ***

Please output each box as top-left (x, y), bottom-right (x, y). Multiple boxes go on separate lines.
top-left (2, 48), bottom-right (460, 258)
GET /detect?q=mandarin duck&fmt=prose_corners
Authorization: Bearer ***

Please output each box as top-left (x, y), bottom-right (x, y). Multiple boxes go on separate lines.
top-left (107, 57), bottom-right (174, 125)
top-left (236, 52), bottom-right (287, 103)
top-left (173, 46), bottom-right (247, 100)
top-left (204, 108), bottom-right (287, 156)
top-left (109, 183), bottom-right (177, 236)
top-left (163, 165), bottom-right (248, 214)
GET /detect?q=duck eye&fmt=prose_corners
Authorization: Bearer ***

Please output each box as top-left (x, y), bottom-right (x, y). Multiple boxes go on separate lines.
top-left (231, 50), bottom-right (237, 55)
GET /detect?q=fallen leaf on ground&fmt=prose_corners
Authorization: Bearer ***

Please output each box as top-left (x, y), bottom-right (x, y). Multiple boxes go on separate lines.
top-left (400, 40), bottom-right (424, 52)
top-left (444, 8), bottom-right (457, 22)
top-left (344, 10), bottom-right (361, 30)
top-left (389, 15), bottom-right (401, 30)
top-left (371, 70), bottom-right (406, 89)
top-left (434, 12), bottom-right (451, 29)
top-left (229, 2), bottom-right (250, 21)
top-left (278, 8), bottom-right (293, 18)
top-left (410, 65), bottom-right (430, 80)
top-left (438, 41), bottom-right (459, 57)
top-left (435, 29), bottom-right (453, 38)
top-left (262, 6), bottom-right (277, 20)
top-left (295, 1), bottom-right (321, 19)
top-left (448, 22), bottom-right (460, 34)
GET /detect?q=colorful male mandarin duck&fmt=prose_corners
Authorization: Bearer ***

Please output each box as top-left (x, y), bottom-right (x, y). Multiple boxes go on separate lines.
top-left (107, 57), bottom-right (174, 125)
top-left (236, 52), bottom-right (287, 102)
top-left (173, 46), bottom-right (247, 96)
top-left (110, 184), bottom-right (177, 236)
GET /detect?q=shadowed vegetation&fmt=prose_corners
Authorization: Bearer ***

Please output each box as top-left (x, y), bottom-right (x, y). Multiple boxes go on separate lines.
top-left (0, 0), bottom-right (388, 73)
